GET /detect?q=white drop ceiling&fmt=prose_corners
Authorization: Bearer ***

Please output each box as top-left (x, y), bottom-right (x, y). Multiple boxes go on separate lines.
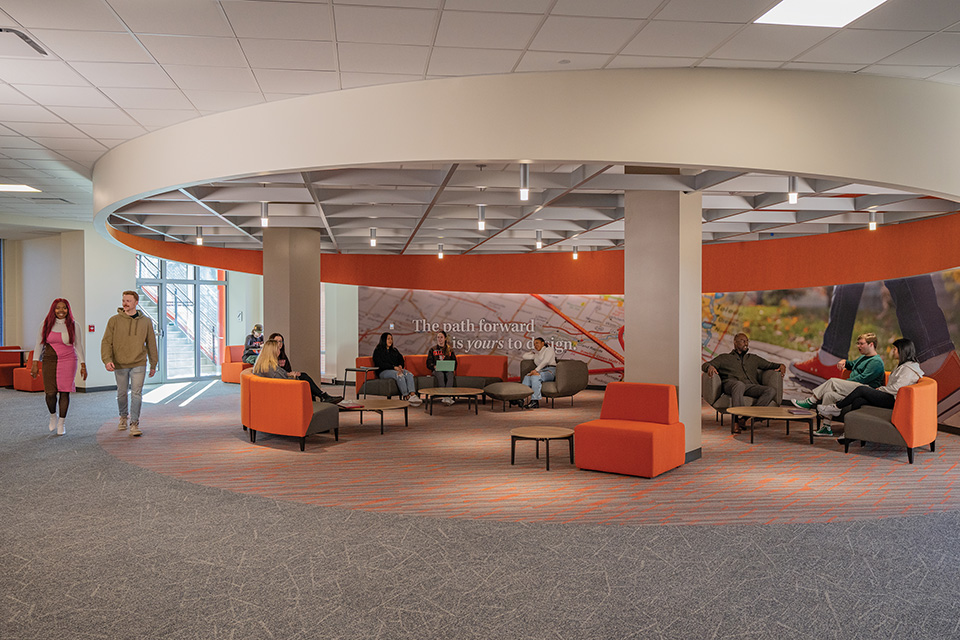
top-left (1, 0), bottom-right (959, 251)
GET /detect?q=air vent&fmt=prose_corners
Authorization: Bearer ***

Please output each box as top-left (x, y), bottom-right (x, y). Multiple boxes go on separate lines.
top-left (29, 197), bottom-right (73, 204)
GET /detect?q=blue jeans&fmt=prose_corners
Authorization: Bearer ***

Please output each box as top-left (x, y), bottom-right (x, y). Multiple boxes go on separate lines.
top-left (115, 366), bottom-right (146, 424)
top-left (380, 369), bottom-right (415, 397)
top-left (522, 367), bottom-right (556, 401)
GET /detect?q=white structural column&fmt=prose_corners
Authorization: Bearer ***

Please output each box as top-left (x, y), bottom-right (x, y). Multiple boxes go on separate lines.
top-left (263, 228), bottom-right (323, 381)
top-left (624, 191), bottom-right (703, 456)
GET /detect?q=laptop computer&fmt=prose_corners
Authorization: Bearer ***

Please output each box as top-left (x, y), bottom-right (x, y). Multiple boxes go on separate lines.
top-left (435, 359), bottom-right (455, 372)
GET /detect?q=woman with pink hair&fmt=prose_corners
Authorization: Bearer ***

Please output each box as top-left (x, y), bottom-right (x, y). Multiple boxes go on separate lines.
top-left (30, 298), bottom-right (86, 435)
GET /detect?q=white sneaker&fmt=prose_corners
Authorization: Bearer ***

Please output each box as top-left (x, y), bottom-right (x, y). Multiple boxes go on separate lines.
top-left (56, 418), bottom-right (65, 435)
top-left (407, 396), bottom-right (422, 406)
top-left (48, 414), bottom-right (57, 431)
top-left (441, 397), bottom-right (455, 406)
top-left (818, 404), bottom-right (841, 418)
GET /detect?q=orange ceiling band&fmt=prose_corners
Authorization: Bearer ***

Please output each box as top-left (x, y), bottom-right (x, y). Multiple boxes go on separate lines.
top-left (109, 211), bottom-right (960, 294)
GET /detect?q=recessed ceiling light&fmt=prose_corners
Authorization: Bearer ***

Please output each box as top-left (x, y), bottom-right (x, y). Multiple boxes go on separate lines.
top-left (755, 0), bottom-right (889, 28)
top-left (0, 184), bottom-right (41, 192)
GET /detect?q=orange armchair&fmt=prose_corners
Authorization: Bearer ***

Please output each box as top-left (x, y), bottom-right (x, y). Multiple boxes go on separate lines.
top-left (13, 351), bottom-right (44, 392)
top-left (842, 377), bottom-right (938, 464)
top-left (0, 345), bottom-right (21, 387)
top-left (240, 369), bottom-right (339, 451)
top-left (574, 382), bottom-right (685, 478)
top-left (222, 345), bottom-right (252, 384)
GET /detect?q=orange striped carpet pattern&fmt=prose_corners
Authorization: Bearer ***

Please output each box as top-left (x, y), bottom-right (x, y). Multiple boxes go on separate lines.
top-left (97, 389), bottom-right (958, 525)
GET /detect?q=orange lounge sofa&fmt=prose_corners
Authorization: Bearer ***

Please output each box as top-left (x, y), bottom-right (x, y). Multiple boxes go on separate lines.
top-left (842, 376), bottom-right (938, 464)
top-left (354, 354), bottom-right (508, 397)
top-left (239, 369), bottom-right (339, 451)
top-left (0, 345), bottom-right (23, 387)
top-left (574, 382), bottom-right (685, 478)
top-left (13, 351), bottom-right (44, 392)
top-left (222, 345), bottom-right (252, 383)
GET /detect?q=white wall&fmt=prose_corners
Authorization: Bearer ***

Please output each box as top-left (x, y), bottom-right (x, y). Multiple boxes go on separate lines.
top-left (226, 270), bottom-right (262, 346)
top-left (20, 235), bottom-right (62, 352)
top-left (323, 283), bottom-right (358, 380)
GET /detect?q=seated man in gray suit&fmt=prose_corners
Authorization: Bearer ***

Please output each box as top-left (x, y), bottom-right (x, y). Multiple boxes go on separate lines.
top-left (702, 333), bottom-right (785, 433)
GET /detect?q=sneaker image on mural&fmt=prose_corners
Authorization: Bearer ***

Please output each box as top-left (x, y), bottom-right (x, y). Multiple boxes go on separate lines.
top-left (789, 353), bottom-right (844, 386)
top-left (926, 350), bottom-right (960, 421)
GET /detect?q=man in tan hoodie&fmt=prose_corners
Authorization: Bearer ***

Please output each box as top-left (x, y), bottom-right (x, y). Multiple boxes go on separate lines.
top-left (100, 290), bottom-right (158, 437)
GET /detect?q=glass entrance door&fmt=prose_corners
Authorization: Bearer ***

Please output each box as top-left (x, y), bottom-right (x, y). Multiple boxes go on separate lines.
top-left (136, 256), bottom-right (226, 383)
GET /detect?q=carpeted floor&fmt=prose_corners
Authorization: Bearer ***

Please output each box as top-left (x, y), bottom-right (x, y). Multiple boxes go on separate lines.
top-left (3, 383), bottom-right (960, 639)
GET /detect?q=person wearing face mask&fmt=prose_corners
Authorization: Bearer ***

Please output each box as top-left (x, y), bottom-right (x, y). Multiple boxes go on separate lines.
top-left (31, 298), bottom-right (87, 435)
top-left (426, 330), bottom-right (457, 405)
top-left (702, 332), bottom-right (786, 433)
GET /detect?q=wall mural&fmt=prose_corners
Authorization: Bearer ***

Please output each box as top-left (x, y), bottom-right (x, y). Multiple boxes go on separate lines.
top-left (359, 268), bottom-right (960, 425)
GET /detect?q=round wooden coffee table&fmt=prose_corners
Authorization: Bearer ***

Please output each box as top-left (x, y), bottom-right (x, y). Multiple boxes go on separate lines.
top-left (419, 387), bottom-right (484, 415)
top-left (510, 426), bottom-right (575, 471)
top-left (337, 398), bottom-right (409, 434)
top-left (725, 406), bottom-right (816, 444)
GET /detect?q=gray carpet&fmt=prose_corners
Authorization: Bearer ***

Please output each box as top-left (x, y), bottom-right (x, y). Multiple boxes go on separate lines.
top-left (2, 384), bottom-right (960, 639)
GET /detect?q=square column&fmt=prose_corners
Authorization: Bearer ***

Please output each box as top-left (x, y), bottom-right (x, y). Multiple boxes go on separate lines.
top-left (624, 191), bottom-right (702, 456)
top-left (263, 228), bottom-right (323, 380)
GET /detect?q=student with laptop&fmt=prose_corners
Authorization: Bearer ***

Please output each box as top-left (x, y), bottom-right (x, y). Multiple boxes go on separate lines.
top-left (427, 330), bottom-right (457, 405)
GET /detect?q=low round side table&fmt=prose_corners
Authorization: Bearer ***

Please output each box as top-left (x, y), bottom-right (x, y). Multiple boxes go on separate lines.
top-left (510, 426), bottom-right (575, 471)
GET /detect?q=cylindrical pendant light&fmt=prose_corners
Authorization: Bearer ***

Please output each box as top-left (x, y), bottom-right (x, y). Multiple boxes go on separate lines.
top-left (195, 226), bottom-right (203, 246)
top-left (260, 202), bottom-right (269, 227)
top-left (477, 204), bottom-right (486, 231)
top-left (535, 229), bottom-right (542, 250)
top-left (438, 243), bottom-right (444, 259)
top-left (787, 176), bottom-right (798, 205)
top-left (370, 227), bottom-right (377, 246)
top-left (519, 164), bottom-right (530, 201)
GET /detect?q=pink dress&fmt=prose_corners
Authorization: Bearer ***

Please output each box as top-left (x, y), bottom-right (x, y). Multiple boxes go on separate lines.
top-left (44, 332), bottom-right (79, 392)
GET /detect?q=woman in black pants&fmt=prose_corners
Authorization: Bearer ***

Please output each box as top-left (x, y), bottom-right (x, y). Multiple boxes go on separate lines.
top-left (265, 333), bottom-right (342, 403)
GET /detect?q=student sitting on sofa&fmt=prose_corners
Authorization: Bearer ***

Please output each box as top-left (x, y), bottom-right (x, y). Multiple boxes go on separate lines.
top-left (267, 332), bottom-right (341, 404)
top-left (426, 330), bottom-right (457, 405)
top-left (372, 332), bottom-right (421, 405)
top-left (253, 339), bottom-right (338, 404)
top-left (815, 338), bottom-right (924, 437)
top-left (242, 323), bottom-right (264, 364)
top-left (519, 337), bottom-right (557, 410)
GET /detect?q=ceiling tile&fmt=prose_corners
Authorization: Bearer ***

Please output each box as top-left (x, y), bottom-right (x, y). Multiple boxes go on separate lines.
top-left (29, 29), bottom-right (153, 63)
top-left (100, 87), bottom-right (194, 110)
top-left (443, 0), bottom-right (550, 12)
top-left (606, 55), bottom-right (698, 69)
top-left (530, 16), bottom-right (641, 54)
top-left (0, 60), bottom-right (91, 86)
top-left (6, 122), bottom-right (85, 137)
top-left (71, 62), bottom-right (177, 89)
top-left (928, 67), bottom-right (960, 85)
top-left (263, 93), bottom-right (305, 102)
top-left (334, 5), bottom-right (437, 45)
top-left (3, 148), bottom-right (66, 160)
top-left (221, 1), bottom-right (334, 40)
top-left (109, 0), bottom-right (235, 37)
top-left (851, 0), bottom-right (960, 31)
top-left (181, 90), bottom-right (264, 112)
top-left (435, 11), bottom-right (541, 49)
top-left (0, 104), bottom-right (63, 122)
top-left (697, 58), bottom-right (783, 69)
top-left (13, 85), bottom-right (114, 107)
top-left (30, 137), bottom-right (106, 150)
top-left (710, 24), bottom-right (836, 61)
top-left (338, 43), bottom-right (430, 74)
top-left (239, 39), bottom-right (337, 71)
top-left (551, 0), bottom-right (661, 19)
top-left (252, 69), bottom-right (338, 94)
top-left (46, 106), bottom-right (137, 126)
top-left (125, 109), bottom-right (200, 129)
top-left (427, 47), bottom-right (521, 76)
top-left (334, 0), bottom-right (439, 7)
top-left (0, 135), bottom-right (45, 149)
top-left (879, 33), bottom-right (960, 66)
top-left (340, 73), bottom-right (421, 89)
top-left (139, 35), bottom-right (248, 67)
top-left (623, 21), bottom-right (741, 58)
top-left (165, 65), bottom-right (260, 92)
top-left (73, 123), bottom-right (147, 139)
top-left (798, 29), bottom-right (932, 65)
top-left (0, 0), bottom-right (125, 31)
top-left (56, 148), bottom-right (107, 165)
top-left (516, 51), bottom-right (610, 72)
top-left (0, 84), bottom-right (34, 104)
top-left (861, 64), bottom-right (951, 79)
top-left (656, 0), bottom-right (774, 23)
top-left (783, 61), bottom-right (868, 72)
